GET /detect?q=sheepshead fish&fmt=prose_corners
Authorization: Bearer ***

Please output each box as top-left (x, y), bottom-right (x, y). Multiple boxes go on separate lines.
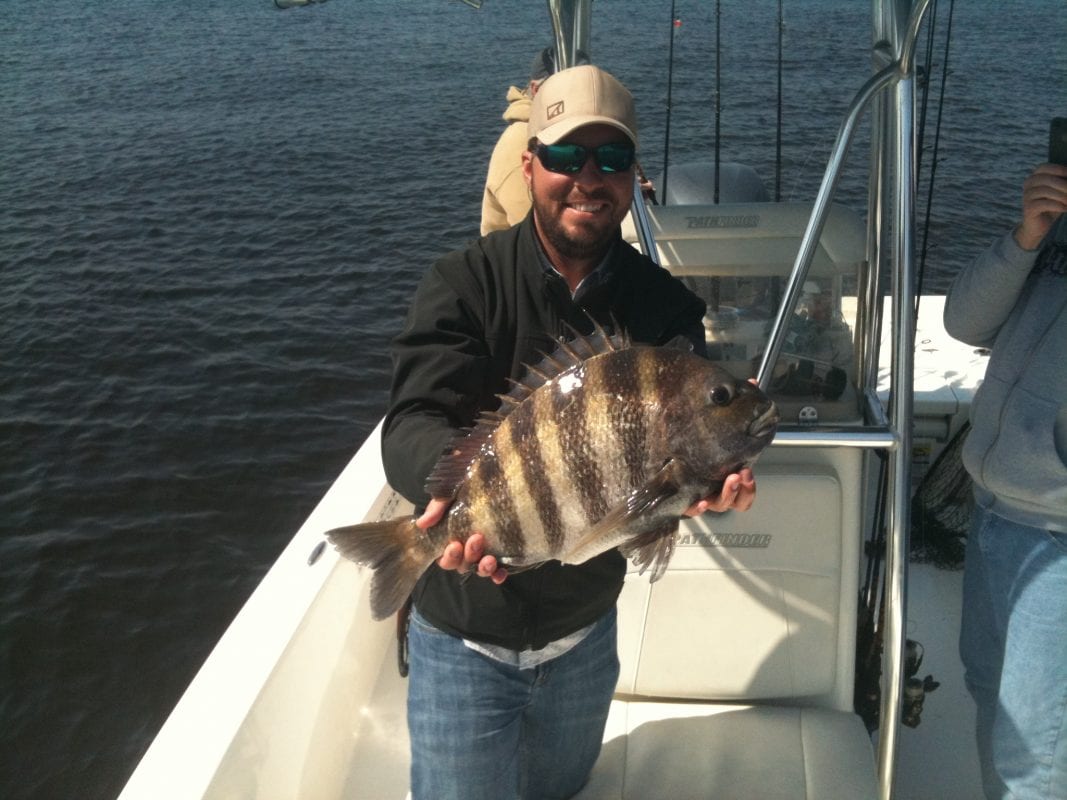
top-left (327, 322), bottom-right (778, 620)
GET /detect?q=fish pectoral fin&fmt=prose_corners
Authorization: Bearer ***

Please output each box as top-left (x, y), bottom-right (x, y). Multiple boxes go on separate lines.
top-left (564, 460), bottom-right (684, 566)
top-left (620, 520), bottom-right (679, 583)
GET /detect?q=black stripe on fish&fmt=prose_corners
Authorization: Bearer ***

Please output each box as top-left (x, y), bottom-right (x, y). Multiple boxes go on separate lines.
top-left (606, 349), bottom-right (649, 491)
top-left (511, 399), bottom-right (565, 554)
top-left (475, 434), bottom-right (526, 560)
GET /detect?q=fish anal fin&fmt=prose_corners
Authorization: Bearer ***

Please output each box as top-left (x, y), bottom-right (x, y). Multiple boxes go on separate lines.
top-left (620, 521), bottom-right (678, 582)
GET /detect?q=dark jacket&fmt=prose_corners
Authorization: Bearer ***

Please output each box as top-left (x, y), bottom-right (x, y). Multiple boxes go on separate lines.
top-left (381, 215), bottom-right (707, 650)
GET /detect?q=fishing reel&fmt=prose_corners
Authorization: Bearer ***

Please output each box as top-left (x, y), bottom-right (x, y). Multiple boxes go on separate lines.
top-left (902, 639), bottom-right (941, 729)
top-left (854, 637), bottom-right (940, 731)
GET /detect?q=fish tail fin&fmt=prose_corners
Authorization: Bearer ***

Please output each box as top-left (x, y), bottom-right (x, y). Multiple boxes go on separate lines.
top-left (326, 517), bottom-right (436, 621)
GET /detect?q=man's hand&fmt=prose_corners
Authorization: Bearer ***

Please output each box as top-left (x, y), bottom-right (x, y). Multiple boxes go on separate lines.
top-left (415, 498), bottom-right (508, 584)
top-left (683, 467), bottom-right (757, 516)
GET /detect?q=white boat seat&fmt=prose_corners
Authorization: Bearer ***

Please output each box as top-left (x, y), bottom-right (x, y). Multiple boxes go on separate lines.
top-left (578, 455), bottom-right (878, 799)
top-left (577, 702), bottom-right (877, 800)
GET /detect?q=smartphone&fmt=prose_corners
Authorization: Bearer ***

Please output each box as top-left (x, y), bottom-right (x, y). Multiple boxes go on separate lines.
top-left (1051, 117), bottom-right (1067, 166)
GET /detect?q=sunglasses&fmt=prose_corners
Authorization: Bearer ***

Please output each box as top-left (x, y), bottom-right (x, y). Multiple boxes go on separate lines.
top-left (534, 141), bottom-right (636, 175)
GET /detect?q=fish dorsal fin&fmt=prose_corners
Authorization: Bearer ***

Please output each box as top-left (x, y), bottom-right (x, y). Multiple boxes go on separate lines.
top-left (422, 317), bottom-right (629, 500)
top-left (497, 314), bottom-right (630, 411)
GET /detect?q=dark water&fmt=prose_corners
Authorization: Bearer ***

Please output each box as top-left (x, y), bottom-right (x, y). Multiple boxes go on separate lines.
top-left (1, 1), bottom-right (1063, 797)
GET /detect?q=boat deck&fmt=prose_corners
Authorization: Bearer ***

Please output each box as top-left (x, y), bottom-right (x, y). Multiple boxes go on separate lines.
top-left (328, 560), bottom-right (982, 799)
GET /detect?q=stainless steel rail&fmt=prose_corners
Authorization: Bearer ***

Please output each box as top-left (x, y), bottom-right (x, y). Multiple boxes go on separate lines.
top-left (547, 0), bottom-right (591, 70)
top-left (752, 63), bottom-right (897, 393)
top-left (771, 428), bottom-right (898, 449)
top-left (630, 179), bottom-right (660, 264)
top-left (876, 3), bottom-right (929, 797)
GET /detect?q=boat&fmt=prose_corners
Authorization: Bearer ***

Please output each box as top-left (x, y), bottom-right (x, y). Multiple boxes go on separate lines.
top-left (117, 1), bottom-right (989, 797)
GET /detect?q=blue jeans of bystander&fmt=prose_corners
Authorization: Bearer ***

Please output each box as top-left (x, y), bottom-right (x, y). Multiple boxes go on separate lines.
top-left (406, 606), bottom-right (619, 800)
top-left (960, 505), bottom-right (1067, 799)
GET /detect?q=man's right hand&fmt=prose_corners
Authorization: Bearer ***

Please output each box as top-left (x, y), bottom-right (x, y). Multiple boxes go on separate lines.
top-left (416, 498), bottom-right (508, 584)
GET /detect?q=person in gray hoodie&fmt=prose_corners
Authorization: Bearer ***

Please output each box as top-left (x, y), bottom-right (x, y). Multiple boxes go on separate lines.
top-left (944, 160), bottom-right (1067, 800)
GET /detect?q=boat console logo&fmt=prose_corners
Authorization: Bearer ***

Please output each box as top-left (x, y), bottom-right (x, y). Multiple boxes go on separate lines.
top-left (677, 531), bottom-right (773, 548)
top-left (685, 214), bottom-right (761, 230)
top-left (547, 101), bottom-right (565, 119)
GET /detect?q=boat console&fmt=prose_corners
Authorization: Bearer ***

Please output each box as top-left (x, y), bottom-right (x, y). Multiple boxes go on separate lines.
top-left (633, 200), bottom-right (867, 425)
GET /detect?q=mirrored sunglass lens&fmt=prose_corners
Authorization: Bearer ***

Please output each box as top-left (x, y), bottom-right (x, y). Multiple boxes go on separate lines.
top-left (595, 143), bottom-right (635, 173)
top-left (540, 144), bottom-right (585, 173)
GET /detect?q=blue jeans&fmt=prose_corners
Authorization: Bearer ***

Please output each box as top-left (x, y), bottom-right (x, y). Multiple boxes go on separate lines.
top-left (960, 505), bottom-right (1067, 799)
top-left (406, 607), bottom-right (619, 800)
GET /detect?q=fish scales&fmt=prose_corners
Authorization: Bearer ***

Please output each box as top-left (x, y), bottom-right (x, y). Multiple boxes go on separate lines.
top-left (326, 325), bottom-right (779, 620)
top-left (528, 376), bottom-right (569, 552)
top-left (559, 357), bottom-right (609, 525)
top-left (470, 443), bottom-right (525, 560)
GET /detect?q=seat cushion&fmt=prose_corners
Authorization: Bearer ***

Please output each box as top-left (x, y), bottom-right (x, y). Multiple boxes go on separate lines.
top-left (576, 701), bottom-right (878, 800)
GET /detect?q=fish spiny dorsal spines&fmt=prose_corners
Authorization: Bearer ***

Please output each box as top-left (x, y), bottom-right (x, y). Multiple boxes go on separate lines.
top-left (586, 313), bottom-right (622, 352)
top-left (558, 312), bottom-right (630, 360)
top-left (504, 375), bottom-right (538, 400)
top-left (537, 351), bottom-right (571, 373)
top-left (554, 337), bottom-right (586, 364)
top-left (497, 392), bottom-right (523, 409)
top-left (525, 363), bottom-right (555, 382)
top-left (475, 410), bottom-right (507, 426)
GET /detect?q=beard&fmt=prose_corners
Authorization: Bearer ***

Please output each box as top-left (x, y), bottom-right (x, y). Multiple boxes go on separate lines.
top-left (530, 190), bottom-right (622, 261)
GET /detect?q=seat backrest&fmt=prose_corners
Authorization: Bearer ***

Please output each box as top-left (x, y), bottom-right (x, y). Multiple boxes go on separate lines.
top-left (615, 428), bottom-right (865, 712)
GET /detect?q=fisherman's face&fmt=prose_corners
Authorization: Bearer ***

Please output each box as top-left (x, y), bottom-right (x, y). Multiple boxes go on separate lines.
top-left (523, 123), bottom-right (635, 266)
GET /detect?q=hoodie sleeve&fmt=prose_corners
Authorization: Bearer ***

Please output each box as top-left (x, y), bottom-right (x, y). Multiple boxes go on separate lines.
top-left (944, 230), bottom-right (1037, 348)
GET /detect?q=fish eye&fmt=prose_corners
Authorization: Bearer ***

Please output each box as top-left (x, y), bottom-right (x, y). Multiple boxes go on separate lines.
top-left (710, 385), bottom-right (733, 406)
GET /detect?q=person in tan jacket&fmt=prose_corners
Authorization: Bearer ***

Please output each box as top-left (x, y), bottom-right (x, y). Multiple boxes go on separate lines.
top-left (480, 48), bottom-right (587, 236)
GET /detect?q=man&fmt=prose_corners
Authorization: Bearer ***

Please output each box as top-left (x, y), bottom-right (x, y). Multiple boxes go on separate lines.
top-left (944, 161), bottom-right (1067, 799)
top-left (480, 47), bottom-right (588, 236)
top-left (383, 64), bottom-right (757, 800)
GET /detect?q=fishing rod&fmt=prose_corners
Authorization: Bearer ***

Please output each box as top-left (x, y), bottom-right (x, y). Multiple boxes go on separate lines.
top-left (662, 0), bottom-right (678, 205)
top-left (917, 0), bottom-right (956, 306)
top-left (775, 0), bottom-right (783, 202)
top-left (713, 0), bottom-right (722, 204)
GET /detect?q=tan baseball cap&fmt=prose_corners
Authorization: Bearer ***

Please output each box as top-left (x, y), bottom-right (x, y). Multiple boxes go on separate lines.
top-left (528, 64), bottom-right (638, 147)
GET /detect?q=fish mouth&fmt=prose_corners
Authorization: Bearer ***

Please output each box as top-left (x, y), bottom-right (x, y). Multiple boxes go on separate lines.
top-left (748, 403), bottom-right (780, 439)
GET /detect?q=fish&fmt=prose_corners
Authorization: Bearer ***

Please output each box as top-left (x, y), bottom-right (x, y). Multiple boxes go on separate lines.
top-left (326, 321), bottom-right (779, 620)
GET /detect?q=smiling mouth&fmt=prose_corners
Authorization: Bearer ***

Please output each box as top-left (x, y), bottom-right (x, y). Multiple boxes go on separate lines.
top-left (568, 201), bottom-right (608, 214)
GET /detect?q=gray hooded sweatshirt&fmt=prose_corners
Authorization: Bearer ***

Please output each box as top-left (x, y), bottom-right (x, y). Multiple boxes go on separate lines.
top-left (944, 218), bottom-right (1067, 533)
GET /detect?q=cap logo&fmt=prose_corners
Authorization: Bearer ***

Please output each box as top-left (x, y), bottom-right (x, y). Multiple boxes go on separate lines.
top-left (546, 100), bottom-right (565, 120)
